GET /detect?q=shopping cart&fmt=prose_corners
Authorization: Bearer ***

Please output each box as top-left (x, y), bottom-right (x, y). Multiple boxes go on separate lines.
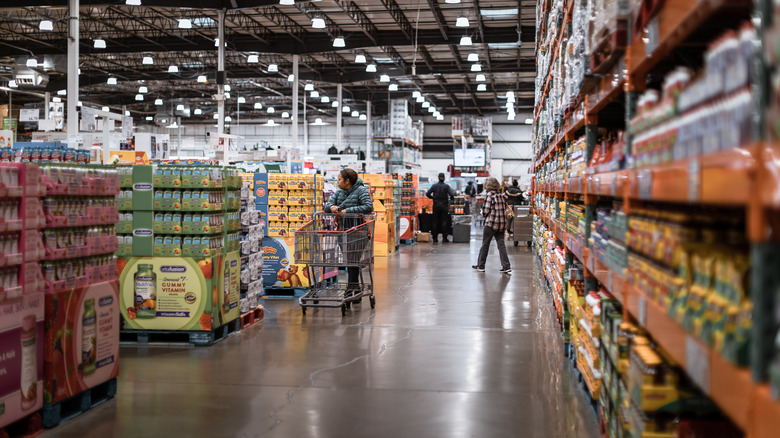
top-left (294, 213), bottom-right (376, 316)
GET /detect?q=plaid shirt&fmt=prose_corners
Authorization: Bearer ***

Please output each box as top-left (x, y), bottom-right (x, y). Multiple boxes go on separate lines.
top-left (482, 190), bottom-right (508, 231)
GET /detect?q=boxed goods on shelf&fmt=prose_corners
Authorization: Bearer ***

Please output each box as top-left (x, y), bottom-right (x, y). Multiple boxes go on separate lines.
top-left (239, 179), bottom-right (263, 314)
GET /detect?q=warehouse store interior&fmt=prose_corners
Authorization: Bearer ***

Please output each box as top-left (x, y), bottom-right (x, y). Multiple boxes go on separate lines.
top-left (0, 0), bottom-right (779, 437)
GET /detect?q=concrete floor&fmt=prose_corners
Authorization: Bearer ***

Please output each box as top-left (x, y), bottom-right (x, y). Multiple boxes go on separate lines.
top-left (43, 234), bottom-right (600, 438)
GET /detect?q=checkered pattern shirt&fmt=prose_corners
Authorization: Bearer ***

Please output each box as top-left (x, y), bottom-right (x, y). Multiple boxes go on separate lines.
top-left (482, 190), bottom-right (507, 231)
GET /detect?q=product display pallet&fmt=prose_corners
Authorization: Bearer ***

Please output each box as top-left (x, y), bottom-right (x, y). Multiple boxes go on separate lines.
top-left (42, 378), bottom-right (117, 429)
top-left (239, 305), bottom-right (264, 329)
top-left (0, 413), bottom-right (42, 438)
top-left (120, 319), bottom-right (240, 346)
top-left (262, 286), bottom-right (307, 298)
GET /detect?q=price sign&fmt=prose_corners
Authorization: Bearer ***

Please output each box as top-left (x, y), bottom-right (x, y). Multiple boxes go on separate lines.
top-left (688, 159), bottom-right (701, 201)
top-left (645, 17), bottom-right (660, 57)
top-left (638, 169), bottom-right (653, 200)
top-left (19, 109), bottom-right (39, 122)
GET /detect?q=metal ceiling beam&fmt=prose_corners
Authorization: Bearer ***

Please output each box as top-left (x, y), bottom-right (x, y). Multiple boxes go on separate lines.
top-left (378, 0), bottom-right (414, 41)
top-left (426, 0), bottom-right (449, 40)
top-left (0, 0), bottom-right (280, 8)
top-left (472, 0), bottom-right (499, 109)
top-left (258, 6), bottom-right (305, 44)
top-left (332, 0), bottom-right (379, 45)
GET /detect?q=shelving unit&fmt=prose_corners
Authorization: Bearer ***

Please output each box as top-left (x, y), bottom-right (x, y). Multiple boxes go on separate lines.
top-left (532, 0), bottom-right (780, 436)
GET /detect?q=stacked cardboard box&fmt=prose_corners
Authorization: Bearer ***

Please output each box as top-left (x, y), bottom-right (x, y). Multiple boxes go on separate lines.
top-left (239, 175), bottom-right (264, 313)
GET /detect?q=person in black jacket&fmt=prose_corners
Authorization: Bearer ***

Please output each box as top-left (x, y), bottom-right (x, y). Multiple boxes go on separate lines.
top-left (504, 180), bottom-right (523, 235)
top-left (426, 172), bottom-right (455, 242)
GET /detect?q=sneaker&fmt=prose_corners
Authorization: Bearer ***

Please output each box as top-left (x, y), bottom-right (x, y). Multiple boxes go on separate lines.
top-left (500, 268), bottom-right (512, 274)
top-left (472, 265), bottom-right (485, 272)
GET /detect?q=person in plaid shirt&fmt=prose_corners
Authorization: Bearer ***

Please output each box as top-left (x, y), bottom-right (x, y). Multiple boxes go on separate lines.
top-left (473, 177), bottom-right (511, 274)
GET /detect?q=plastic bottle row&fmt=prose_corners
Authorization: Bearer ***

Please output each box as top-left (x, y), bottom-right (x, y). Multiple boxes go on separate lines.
top-left (116, 232), bottom-right (241, 258)
top-left (115, 212), bottom-right (241, 235)
top-left (42, 226), bottom-right (119, 260)
top-left (41, 255), bottom-right (117, 293)
top-left (117, 189), bottom-right (241, 212)
top-left (118, 165), bottom-right (243, 189)
top-left (39, 164), bottom-right (119, 197)
top-left (42, 196), bottom-right (119, 228)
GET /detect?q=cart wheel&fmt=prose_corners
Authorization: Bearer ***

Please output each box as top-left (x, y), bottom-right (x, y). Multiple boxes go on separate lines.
top-left (301, 307), bottom-right (306, 315)
top-left (341, 304), bottom-right (347, 316)
top-left (369, 296), bottom-right (376, 309)
top-left (514, 241), bottom-right (519, 247)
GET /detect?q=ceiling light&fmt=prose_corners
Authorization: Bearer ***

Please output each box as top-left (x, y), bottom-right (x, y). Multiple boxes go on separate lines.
top-left (197, 75), bottom-right (207, 83)
top-left (445, 0), bottom-right (460, 3)
top-left (342, 105), bottom-right (350, 113)
top-left (267, 120), bottom-right (276, 126)
top-left (78, 101), bottom-right (83, 107)
top-left (139, 86), bottom-right (148, 93)
top-left (355, 54), bottom-right (366, 63)
top-left (460, 36), bottom-right (473, 46)
top-left (238, 97), bottom-right (246, 104)
top-left (224, 85), bottom-right (231, 92)
top-left (39, 20), bottom-right (54, 31)
top-left (57, 89), bottom-right (66, 95)
top-left (194, 109), bottom-right (202, 115)
top-left (125, 111), bottom-right (131, 116)
top-left (389, 84), bottom-right (398, 91)
top-left (135, 94), bottom-right (144, 101)
top-left (178, 19), bottom-right (192, 29)
top-left (311, 91), bottom-right (320, 98)
top-left (213, 114), bottom-right (219, 119)
top-left (280, 0), bottom-right (295, 5)
top-left (224, 92), bottom-right (230, 99)
top-left (126, 0), bottom-right (142, 5)
top-left (311, 17), bottom-right (326, 29)
top-left (332, 101), bottom-right (339, 108)
top-left (524, 118), bottom-right (533, 125)
top-left (333, 37), bottom-right (345, 48)
top-left (288, 74), bottom-right (294, 82)
top-left (254, 102), bottom-right (263, 109)
top-left (225, 116), bottom-right (232, 122)
top-left (366, 64), bottom-right (377, 72)
top-left (433, 112), bottom-right (440, 117)
top-left (142, 56), bottom-right (153, 65)
top-left (321, 96), bottom-right (330, 103)
top-left (456, 17), bottom-right (470, 27)
top-left (268, 64), bottom-right (278, 72)
top-left (359, 114), bottom-right (367, 121)
top-left (476, 74), bottom-right (486, 82)
top-left (507, 113), bottom-right (516, 121)
top-left (506, 91), bottom-right (515, 98)
top-left (168, 65), bottom-right (179, 73)
top-left (314, 118), bottom-right (323, 125)
top-left (214, 38), bottom-right (220, 47)
top-left (146, 116), bottom-right (154, 121)
top-left (471, 64), bottom-right (482, 72)
top-left (107, 77), bottom-right (117, 85)
top-left (351, 111), bottom-right (359, 117)
top-left (304, 83), bottom-right (314, 91)
top-left (175, 104), bottom-right (184, 111)
top-left (416, 96), bottom-right (424, 103)
top-left (101, 106), bottom-right (110, 112)
top-left (505, 101), bottom-right (514, 108)
top-left (26, 58), bottom-right (37, 68)
top-left (412, 91), bottom-right (421, 98)
top-left (267, 107), bottom-right (275, 113)
top-left (247, 54), bottom-right (259, 63)
top-left (52, 97), bottom-right (61, 103)
top-left (437, 114), bottom-right (444, 120)
top-left (155, 99), bottom-right (163, 105)
top-left (480, 8), bottom-right (519, 17)
top-left (507, 95), bottom-right (516, 103)
top-left (422, 102), bottom-right (430, 108)
top-left (477, 84), bottom-right (487, 91)
top-left (428, 107), bottom-right (435, 113)
top-left (379, 74), bottom-right (390, 82)
top-left (467, 53), bottom-right (479, 62)
top-left (282, 111), bottom-right (290, 118)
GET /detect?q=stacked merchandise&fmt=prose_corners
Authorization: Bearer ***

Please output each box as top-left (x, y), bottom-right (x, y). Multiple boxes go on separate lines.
top-left (8, 142), bottom-right (91, 165)
top-left (399, 173), bottom-right (418, 240)
top-left (563, 203), bottom-right (585, 236)
top-left (0, 164), bottom-right (47, 431)
top-left (239, 176), bottom-right (263, 314)
top-left (449, 196), bottom-right (466, 215)
top-left (568, 137), bottom-right (587, 178)
top-left (115, 164), bottom-right (242, 335)
top-left (599, 300), bottom-right (626, 437)
top-left (589, 208), bottom-right (628, 275)
top-left (38, 164), bottom-right (122, 419)
top-left (361, 174), bottom-right (395, 256)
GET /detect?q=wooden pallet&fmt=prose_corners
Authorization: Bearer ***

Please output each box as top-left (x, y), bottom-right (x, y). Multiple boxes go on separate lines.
top-left (120, 319), bottom-right (240, 346)
top-left (42, 378), bottom-right (117, 429)
top-left (239, 305), bottom-right (264, 329)
top-left (589, 22), bottom-right (628, 75)
top-left (0, 413), bottom-right (42, 438)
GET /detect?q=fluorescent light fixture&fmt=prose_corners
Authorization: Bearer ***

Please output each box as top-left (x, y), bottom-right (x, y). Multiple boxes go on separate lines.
top-left (267, 107), bottom-right (275, 113)
top-left (467, 53), bottom-right (479, 62)
top-left (524, 118), bottom-right (533, 125)
top-left (224, 85), bottom-right (231, 92)
top-left (39, 20), bottom-right (54, 31)
top-left (238, 97), bottom-right (246, 104)
top-left (139, 86), bottom-right (148, 93)
top-left (254, 102), bottom-right (262, 109)
top-left (311, 17), bottom-right (326, 29)
top-left (416, 96), bottom-right (424, 103)
top-left (213, 114), bottom-right (219, 119)
top-left (480, 8), bottom-right (518, 17)
top-left (476, 74), bottom-right (486, 82)
top-left (477, 84), bottom-right (487, 91)
top-left (178, 19), bottom-right (192, 29)
top-left (359, 114), bottom-right (367, 121)
top-left (247, 54), bottom-right (259, 63)
top-left (321, 96), bottom-right (330, 103)
top-left (379, 74), bottom-right (390, 82)
top-left (460, 36), bottom-right (473, 46)
top-left (267, 120), bottom-right (276, 126)
top-left (57, 89), bottom-right (66, 95)
top-left (225, 116), bottom-right (232, 122)
top-left (311, 91), bottom-right (320, 98)
top-left (280, 0), bottom-right (295, 5)
top-left (224, 92), bottom-right (230, 99)
top-left (288, 74), bottom-right (294, 82)
top-left (194, 109), bottom-right (202, 115)
top-left (282, 112), bottom-right (290, 118)
top-left (107, 77), bottom-right (117, 85)
top-left (135, 94), bottom-right (144, 101)
top-left (26, 58), bottom-right (37, 68)
top-left (142, 56), bottom-right (153, 65)
top-left (168, 65), bottom-right (179, 73)
top-left (146, 116), bottom-right (154, 121)
top-left (197, 75), bottom-right (207, 83)
top-left (342, 105), bottom-right (350, 113)
top-left (488, 42), bottom-right (520, 49)
top-left (126, 0), bottom-right (142, 5)
top-left (155, 99), bottom-right (163, 105)
top-left (445, 0), bottom-right (460, 3)
top-left (366, 63), bottom-right (377, 72)
top-left (389, 84), bottom-right (398, 91)
top-left (101, 106), bottom-right (110, 112)
top-left (52, 97), bottom-right (61, 102)
top-left (304, 83), bottom-right (314, 91)
top-left (176, 104), bottom-right (185, 111)
top-left (456, 17), bottom-right (469, 27)
top-left (412, 91), bottom-right (421, 98)
top-left (422, 101), bottom-right (430, 108)
top-left (333, 37), bottom-right (345, 47)
top-left (471, 63), bottom-right (482, 72)
top-left (332, 101), bottom-right (339, 108)
top-left (355, 54), bottom-right (366, 63)
top-left (268, 64), bottom-right (278, 72)
top-left (351, 111), bottom-right (359, 117)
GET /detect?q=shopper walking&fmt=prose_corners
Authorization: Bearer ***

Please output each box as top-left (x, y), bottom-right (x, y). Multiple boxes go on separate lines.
top-left (473, 177), bottom-right (511, 274)
top-left (426, 172), bottom-right (455, 242)
top-left (464, 181), bottom-right (476, 215)
top-left (323, 168), bottom-right (374, 296)
top-left (505, 180), bottom-right (523, 235)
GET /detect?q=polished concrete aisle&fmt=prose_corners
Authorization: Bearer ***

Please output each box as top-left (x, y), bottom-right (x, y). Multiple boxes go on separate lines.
top-left (44, 237), bottom-right (600, 438)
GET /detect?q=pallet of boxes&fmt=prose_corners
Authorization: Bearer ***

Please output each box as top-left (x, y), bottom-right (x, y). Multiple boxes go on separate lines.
top-left (238, 173), bottom-right (264, 328)
top-left (360, 174), bottom-right (395, 257)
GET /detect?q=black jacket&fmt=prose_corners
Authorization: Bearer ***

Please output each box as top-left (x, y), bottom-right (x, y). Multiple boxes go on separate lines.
top-left (426, 181), bottom-right (455, 206)
top-left (505, 186), bottom-right (524, 205)
top-left (465, 184), bottom-right (476, 197)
